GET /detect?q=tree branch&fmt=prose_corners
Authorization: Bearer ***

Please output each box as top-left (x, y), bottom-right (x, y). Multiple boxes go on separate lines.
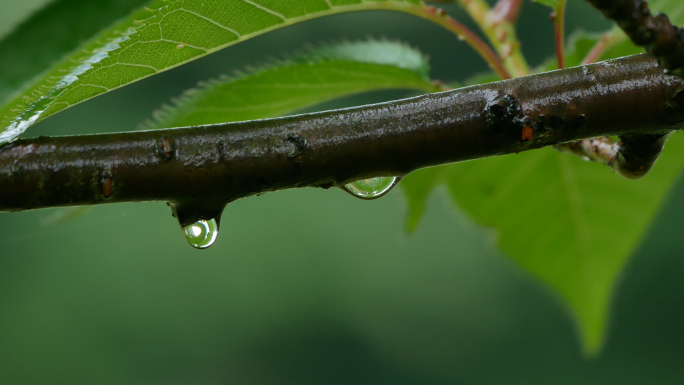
top-left (553, 0), bottom-right (684, 173)
top-left (1, 54), bottom-right (683, 226)
top-left (585, 0), bottom-right (684, 77)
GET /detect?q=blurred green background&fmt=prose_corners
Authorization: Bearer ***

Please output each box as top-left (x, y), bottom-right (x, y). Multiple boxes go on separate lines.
top-left (1, 1), bottom-right (684, 383)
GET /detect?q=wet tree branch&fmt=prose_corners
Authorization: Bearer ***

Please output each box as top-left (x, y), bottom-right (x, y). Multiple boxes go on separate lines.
top-left (586, 0), bottom-right (684, 77)
top-left (1, 54), bottom-right (683, 226)
top-left (554, 0), bottom-right (684, 176)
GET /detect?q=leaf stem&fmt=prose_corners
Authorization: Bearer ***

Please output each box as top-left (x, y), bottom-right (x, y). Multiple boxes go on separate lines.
top-left (411, 4), bottom-right (512, 79)
top-left (454, 0), bottom-right (530, 77)
top-left (491, 0), bottom-right (523, 24)
top-left (581, 28), bottom-right (627, 65)
top-left (552, 0), bottom-right (567, 69)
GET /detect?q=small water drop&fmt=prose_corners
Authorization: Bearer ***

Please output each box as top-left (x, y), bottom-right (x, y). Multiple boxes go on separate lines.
top-left (343, 176), bottom-right (400, 200)
top-left (182, 218), bottom-right (219, 249)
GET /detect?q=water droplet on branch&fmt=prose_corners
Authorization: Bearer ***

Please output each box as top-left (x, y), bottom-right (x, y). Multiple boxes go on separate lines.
top-left (168, 202), bottom-right (226, 250)
top-left (182, 218), bottom-right (219, 249)
top-left (343, 177), bottom-right (400, 199)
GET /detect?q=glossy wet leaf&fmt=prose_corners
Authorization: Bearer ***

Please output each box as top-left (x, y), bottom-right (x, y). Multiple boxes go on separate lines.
top-left (401, 0), bottom-right (684, 353)
top-left (0, 0), bottom-right (149, 106)
top-left (145, 40), bottom-right (438, 129)
top-left (0, 0), bottom-right (426, 145)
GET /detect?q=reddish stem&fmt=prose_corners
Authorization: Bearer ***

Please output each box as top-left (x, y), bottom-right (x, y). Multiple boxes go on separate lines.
top-left (552, 0), bottom-right (567, 69)
top-left (582, 34), bottom-right (610, 65)
top-left (418, 5), bottom-right (512, 79)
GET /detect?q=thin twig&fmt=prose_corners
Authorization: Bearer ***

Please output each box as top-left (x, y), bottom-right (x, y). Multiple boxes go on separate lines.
top-left (454, 0), bottom-right (530, 77)
top-left (417, 4), bottom-right (513, 79)
top-left (581, 28), bottom-right (628, 65)
top-left (551, 0), bottom-right (567, 69)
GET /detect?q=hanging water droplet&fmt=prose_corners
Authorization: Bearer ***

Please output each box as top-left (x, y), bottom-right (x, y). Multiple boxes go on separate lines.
top-left (343, 176), bottom-right (400, 200)
top-left (182, 218), bottom-right (219, 249)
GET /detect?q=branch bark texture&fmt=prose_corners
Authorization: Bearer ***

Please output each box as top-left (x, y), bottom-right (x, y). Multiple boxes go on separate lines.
top-left (1, 54), bottom-right (683, 225)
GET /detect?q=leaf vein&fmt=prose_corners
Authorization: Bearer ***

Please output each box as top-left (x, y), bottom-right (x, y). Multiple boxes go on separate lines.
top-left (172, 8), bottom-right (241, 37)
top-left (240, 0), bottom-right (287, 21)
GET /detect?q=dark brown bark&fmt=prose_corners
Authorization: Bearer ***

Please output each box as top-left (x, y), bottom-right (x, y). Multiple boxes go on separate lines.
top-left (1, 54), bottom-right (683, 225)
top-left (585, 0), bottom-right (684, 77)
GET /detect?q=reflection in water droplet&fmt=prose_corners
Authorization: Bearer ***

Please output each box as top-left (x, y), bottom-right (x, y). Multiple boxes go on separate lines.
top-left (87, 51), bottom-right (109, 64)
top-left (182, 218), bottom-right (219, 249)
top-left (71, 63), bottom-right (92, 76)
top-left (343, 176), bottom-right (400, 199)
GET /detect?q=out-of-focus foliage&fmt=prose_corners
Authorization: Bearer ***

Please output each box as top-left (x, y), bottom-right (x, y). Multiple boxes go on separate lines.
top-left (144, 40), bottom-right (438, 129)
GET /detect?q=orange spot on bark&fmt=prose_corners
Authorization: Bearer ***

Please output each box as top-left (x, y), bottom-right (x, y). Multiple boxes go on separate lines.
top-left (161, 137), bottom-right (173, 157)
top-left (102, 178), bottom-right (113, 198)
top-left (521, 125), bottom-right (534, 141)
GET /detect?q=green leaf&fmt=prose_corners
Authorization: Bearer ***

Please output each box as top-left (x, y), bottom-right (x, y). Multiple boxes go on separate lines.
top-left (534, 29), bottom-right (643, 72)
top-left (403, 136), bottom-right (684, 354)
top-left (0, 0), bottom-right (149, 106)
top-left (401, 165), bottom-right (443, 233)
top-left (533, 0), bottom-right (560, 9)
top-left (651, 0), bottom-right (684, 25)
top-left (402, 0), bottom-right (684, 353)
top-left (0, 0), bottom-right (425, 145)
top-left (144, 40), bottom-right (438, 129)
top-left (0, 0), bottom-right (55, 42)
